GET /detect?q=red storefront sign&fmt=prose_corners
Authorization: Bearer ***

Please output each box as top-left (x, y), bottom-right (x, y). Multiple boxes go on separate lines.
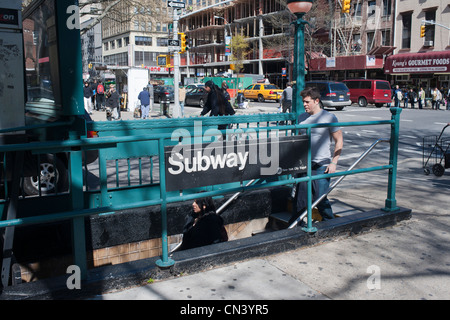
top-left (384, 50), bottom-right (450, 74)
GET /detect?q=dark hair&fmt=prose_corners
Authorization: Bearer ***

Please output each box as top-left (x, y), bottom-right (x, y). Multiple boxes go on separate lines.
top-left (206, 81), bottom-right (228, 115)
top-left (194, 196), bottom-right (216, 215)
top-left (205, 80), bottom-right (214, 89)
top-left (300, 87), bottom-right (321, 101)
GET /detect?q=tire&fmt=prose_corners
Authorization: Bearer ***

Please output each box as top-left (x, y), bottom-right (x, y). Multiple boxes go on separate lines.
top-left (22, 154), bottom-right (69, 196)
top-left (258, 94), bottom-right (265, 102)
top-left (199, 98), bottom-right (205, 108)
top-left (375, 103), bottom-right (383, 108)
top-left (335, 106), bottom-right (344, 111)
top-left (432, 164), bottom-right (445, 177)
top-left (358, 97), bottom-right (368, 107)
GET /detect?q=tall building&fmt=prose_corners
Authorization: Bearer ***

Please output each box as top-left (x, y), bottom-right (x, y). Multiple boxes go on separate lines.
top-left (384, 0), bottom-right (450, 90)
top-left (101, 0), bottom-right (175, 78)
top-left (308, 0), bottom-right (396, 81)
top-left (179, 0), bottom-right (293, 87)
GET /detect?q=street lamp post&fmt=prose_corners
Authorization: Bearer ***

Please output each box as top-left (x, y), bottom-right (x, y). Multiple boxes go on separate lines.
top-left (287, 0), bottom-right (315, 233)
top-left (287, 0), bottom-right (313, 117)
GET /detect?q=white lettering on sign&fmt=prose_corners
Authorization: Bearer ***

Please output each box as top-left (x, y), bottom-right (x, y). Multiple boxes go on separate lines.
top-left (168, 151), bottom-right (249, 175)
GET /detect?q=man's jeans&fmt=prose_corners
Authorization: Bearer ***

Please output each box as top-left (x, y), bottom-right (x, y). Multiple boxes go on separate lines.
top-left (141, 104), bottom-right (150, 119)
top-left (295, 163), bottom-right (334, 221)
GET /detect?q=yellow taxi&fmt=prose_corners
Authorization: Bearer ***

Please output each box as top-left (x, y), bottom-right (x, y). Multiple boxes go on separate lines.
top-left (239, 83), bottom-right (283, 102)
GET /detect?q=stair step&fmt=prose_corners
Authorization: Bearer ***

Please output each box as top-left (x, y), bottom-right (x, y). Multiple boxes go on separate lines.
top-left (269, 211), bottom-right (292, 223)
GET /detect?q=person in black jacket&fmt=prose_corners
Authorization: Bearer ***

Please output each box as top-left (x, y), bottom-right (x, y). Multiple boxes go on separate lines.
top-left (177, 196), bottom-right (228, 251)
top-left (106, 85), bottom-right (120, 120)
top-left (201, 80), bottom-right (235, 131)
top-left (83, 82), bottom-right (93, 114)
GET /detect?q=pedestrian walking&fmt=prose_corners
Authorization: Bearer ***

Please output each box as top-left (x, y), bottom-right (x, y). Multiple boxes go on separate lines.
top-left (409, 88), bottom-right (416, 109)
top-left (138, 87), bottom-right (151, 119)
top-left (290, 87), bottom-right (343, 224)
top-left (432, 87), bottom-right (442, 110)
top-left (96, 81), bottom-right (105, 111)
top-left (201, 80), bottom-right (235, 131)
top-left (418, 87), bottom-right (425, 109)
top-left (83, 82), bottom-right (94, 114)
top-left (106, 85), bottom-right (120, 120)
top-left (179, 82), bottom-right (186, 117)
top-left (403, 88), bottom-right (409, 108)
top-left (281, 83), bottom-right (293, 113)
top-left (393, 85), bottom-right (402, 108)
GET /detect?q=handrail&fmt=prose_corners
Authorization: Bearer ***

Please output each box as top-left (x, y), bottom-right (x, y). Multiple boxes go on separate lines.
top-left (0, 107), bottom-right (402, 278)
top-left (289, 139), bottom-right (390, 229)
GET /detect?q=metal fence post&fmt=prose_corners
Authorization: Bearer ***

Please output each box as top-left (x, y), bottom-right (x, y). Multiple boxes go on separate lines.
top-left (302, 127), bottom-right (317, 233)
top-left (70, 149), bottom-right (88, 279)
top-left (156, 137), bottom-right (175, 268)
top-left (383, 107), bottom-right (402, 212)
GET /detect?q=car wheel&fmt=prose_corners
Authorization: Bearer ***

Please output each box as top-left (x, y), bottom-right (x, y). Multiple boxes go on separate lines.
top-left (199, 98), bottom-right (205, 108)
top-left (358, 97), bottom-right (367, 107)
top-left (22, 154), bottom-right (69, 196)
top-left (258, 94), bottom-right (265, 102)
top-left (335, 106), bottom-right (344, 111)
top-left (375, 103), bottom-right (383, 108)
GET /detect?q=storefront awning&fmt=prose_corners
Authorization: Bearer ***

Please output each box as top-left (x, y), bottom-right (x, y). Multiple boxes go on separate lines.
top-left (384, 50), bottom-right (450, 74)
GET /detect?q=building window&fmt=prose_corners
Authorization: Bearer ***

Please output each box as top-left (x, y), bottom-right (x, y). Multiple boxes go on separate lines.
top-left (135, 36), bottom-right (152, 46)
top-left (157, 38), bottom-right (168, 46)
top-left (401, 12), bottom-right (412, 49)
top-left (381, 30), bottom-right (391, 46)
top-left (382, 0), bottom-right (391, 17)
top-left (424, 10), bottom-right (436, 43)
top-left (367, 1), bottom-right (376, 18)
top-left (366, 31), bottom-right (374, 52)
top-left (353, 2), bottom-right (362, 21)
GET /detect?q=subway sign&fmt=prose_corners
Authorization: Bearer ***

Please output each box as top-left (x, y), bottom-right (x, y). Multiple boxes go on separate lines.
top-left (164, 130), bottom-right (308, 192)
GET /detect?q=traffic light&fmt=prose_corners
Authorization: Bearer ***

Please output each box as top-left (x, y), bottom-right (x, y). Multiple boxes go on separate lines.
top-left (179, 32), bottom-right (187, 53)
top-left (420, 25), bottom-right (426, 38)
top-left (157, 55), bottom-right (168, 67)
top-left (341, 0), bottom-right (351, 13)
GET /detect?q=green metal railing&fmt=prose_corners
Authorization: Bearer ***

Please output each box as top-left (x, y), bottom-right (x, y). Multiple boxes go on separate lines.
top-left (0, 107), bottom-right (402, 280)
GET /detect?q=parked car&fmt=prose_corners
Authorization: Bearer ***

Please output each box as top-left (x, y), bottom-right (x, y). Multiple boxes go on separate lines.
top-left (305, 81), bottom-right (351, 111)
top-left (154, 85), bottom-right (175, 103)
top-left (238, 83), bottom-right (283, 102)
top-left (342, 79), bottom-right (392, 108)
top-left (18, 112), bottom-right (98, 196)
top-left (184, 87), bottom-right (208, 108)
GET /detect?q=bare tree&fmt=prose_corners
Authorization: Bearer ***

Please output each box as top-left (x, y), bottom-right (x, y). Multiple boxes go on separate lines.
top-left (264, 0), bottom-right (334, 76)
top-left (79, 0), bottom-right (170, 35)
